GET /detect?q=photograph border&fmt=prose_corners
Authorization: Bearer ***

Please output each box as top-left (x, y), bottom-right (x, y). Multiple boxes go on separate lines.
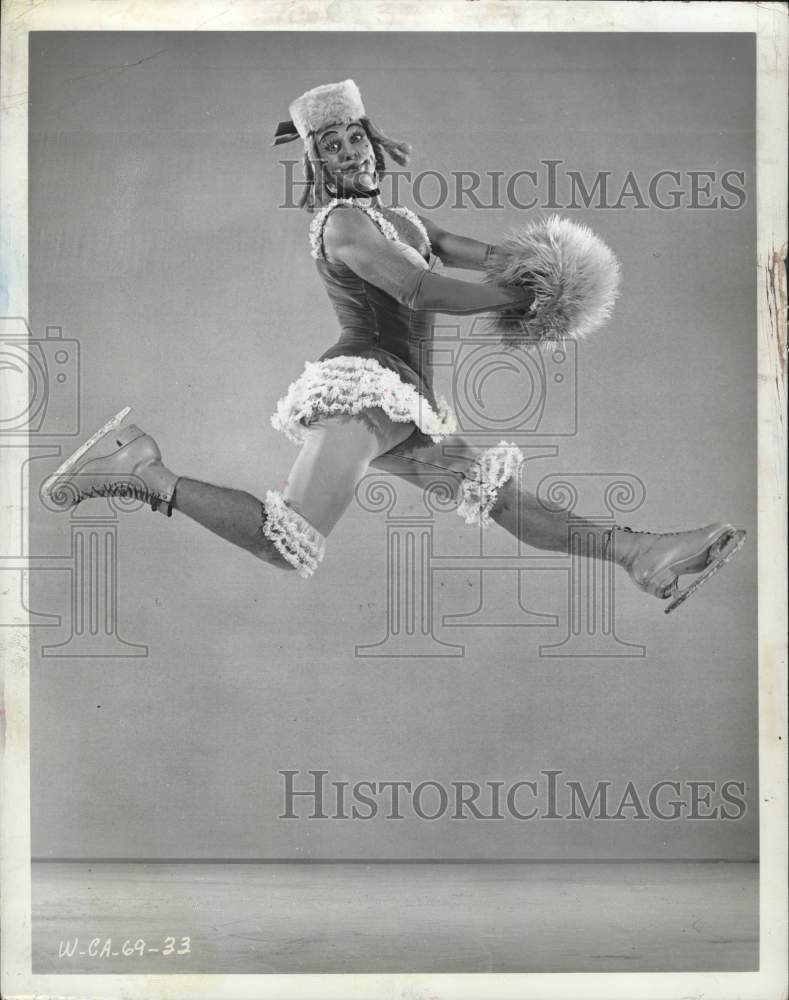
top-left (1, 2), bottom-right (786, 998)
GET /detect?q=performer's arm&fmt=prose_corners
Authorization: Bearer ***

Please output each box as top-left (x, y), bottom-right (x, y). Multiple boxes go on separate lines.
top-left (417, 213), bottom-right (505, 272)
top-left (324, 207), bottom-right (530, 316)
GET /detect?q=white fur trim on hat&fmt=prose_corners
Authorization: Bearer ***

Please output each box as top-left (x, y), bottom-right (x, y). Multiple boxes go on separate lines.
top-left (289, 79), bottom-right (366, 142)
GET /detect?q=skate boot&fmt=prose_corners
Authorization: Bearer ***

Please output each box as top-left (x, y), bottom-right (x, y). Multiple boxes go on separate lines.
top-left (607, 523), bottom-right (747, 615)
top-left (41, 406), bottom-right (178, 516)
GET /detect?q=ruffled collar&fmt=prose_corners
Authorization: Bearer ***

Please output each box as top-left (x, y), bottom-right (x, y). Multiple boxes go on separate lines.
top-left (309, 198), bottom-right (432, 262)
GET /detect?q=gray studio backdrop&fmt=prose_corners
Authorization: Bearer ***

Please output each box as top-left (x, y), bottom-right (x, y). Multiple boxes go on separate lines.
top-left (28, 32), bottom-right (757, 859)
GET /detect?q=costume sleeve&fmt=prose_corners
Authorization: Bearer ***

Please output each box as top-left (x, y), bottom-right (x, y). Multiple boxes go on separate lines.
top-left (398, 268), bottom-right (527, 315)
top-left (416, 213), bottom-right (500, 272)
top-left (323, 206), bottom-right (531, 316)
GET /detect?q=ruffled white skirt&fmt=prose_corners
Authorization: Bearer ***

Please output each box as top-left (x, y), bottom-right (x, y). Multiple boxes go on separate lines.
top-left (270, 354), bottom-right (458, 445)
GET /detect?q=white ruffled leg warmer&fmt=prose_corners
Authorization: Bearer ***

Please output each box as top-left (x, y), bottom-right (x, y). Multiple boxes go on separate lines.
top-left (456, 440), bottom-right (524, 528)
top-left (261, 490), bottom-right (327, 578)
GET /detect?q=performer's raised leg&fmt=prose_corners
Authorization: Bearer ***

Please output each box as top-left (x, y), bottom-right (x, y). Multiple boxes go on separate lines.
top-left (42, 407), bottom-right (415, 579)
top-left (371, 433), bottom-right (745, 610)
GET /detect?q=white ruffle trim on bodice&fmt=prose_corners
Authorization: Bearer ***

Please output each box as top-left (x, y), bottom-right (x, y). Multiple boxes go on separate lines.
top-left (309, 198), bottom-right (431, 262)
top-left (271, 355), bottom-right (457, 445)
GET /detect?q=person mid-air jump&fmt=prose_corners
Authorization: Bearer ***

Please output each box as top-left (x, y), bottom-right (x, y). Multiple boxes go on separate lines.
top-left (43, 78), bottom-right (746, 614)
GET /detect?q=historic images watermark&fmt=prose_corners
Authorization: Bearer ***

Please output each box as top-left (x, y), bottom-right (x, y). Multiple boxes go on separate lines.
top-left (278, 769), bottom-right (749, 822)
top-left (278, 160), bottom-right (749, 211)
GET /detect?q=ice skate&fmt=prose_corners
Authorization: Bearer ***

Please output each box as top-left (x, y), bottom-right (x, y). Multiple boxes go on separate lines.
top-left (41, 406), bottom-right (178, 516)
top-left (608, 523), bottom-right (747, 614)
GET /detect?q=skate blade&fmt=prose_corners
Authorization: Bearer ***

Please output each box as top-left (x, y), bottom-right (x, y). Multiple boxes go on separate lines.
top-left (664, 529), bottom-right (747, 614)
top-left (42, 406), bottom-right (132, 496)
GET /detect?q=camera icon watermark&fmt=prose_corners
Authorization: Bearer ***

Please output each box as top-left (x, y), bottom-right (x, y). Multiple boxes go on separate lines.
top-left (351, 322), bottom-right (647, 658)
top-left (424, 318), bottom-right (577, 439)
top-left (0, 315), bottom-right (148, 657)
top-left (0, 317), bottom-right (80, 437)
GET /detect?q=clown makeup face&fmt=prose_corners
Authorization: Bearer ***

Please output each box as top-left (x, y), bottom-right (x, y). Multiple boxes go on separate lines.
top-left (315, 120), bottom-right (377, 196)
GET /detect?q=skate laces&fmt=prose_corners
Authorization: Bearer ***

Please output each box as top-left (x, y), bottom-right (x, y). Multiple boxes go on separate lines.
top-left (83, 481), bottom-right (165, 512)
top-left (619, 526), bottom-right (690, 537)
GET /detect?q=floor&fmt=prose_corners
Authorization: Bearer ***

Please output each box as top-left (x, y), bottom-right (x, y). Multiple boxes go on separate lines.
top-left (32, 861), bottom-right (758, 974)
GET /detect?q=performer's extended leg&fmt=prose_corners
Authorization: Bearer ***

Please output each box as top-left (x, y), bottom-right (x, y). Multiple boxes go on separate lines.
top-left (160, 411), bottom-right (412, 565)
top-left (171, 479), bottom-right (297, 571)
top-left (43, 407), bottom-right (416, 579)
top-left (371, 433), bottom-right (745, 609)
top-left (175, 410), bottom-right (416, 574)
top-left (371, 433), bottom-right (606, 548)
top-left (278, 410), bottom-right (415, 537)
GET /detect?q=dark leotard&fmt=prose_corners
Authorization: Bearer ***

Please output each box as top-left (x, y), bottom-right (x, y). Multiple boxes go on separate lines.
top-left (271, 199), bottom-right (457, 445)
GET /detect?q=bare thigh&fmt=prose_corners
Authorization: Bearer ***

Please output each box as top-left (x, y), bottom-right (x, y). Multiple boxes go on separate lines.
top-left (283, 409), bottom-right (417, 536)
top-left (369, 431), bottom-right (484, 486)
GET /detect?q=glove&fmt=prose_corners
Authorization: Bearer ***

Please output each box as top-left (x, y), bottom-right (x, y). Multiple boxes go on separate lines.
top-left (400, 268), bottom-right (535, 316)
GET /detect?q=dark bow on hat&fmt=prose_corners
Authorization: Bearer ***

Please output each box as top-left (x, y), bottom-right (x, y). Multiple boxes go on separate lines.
top-left (272, 119), bottom-right (301, 146)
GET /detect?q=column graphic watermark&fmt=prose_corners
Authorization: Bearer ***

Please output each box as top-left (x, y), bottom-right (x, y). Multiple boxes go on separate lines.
top-left (354, 321), bottom-right (649, 658)
top-left (0, 316), bottom-right (148, 657)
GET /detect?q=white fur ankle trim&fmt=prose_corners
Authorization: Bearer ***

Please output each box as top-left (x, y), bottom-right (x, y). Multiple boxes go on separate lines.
top-left (261, 491), bottom-right (326, 578)
top-left (457, 440), bottom-right (524, 527)
top-left (271, 356), bottom-right (456, 444)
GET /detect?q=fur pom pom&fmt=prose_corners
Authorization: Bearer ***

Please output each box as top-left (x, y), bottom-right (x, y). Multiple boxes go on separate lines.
top-left (483, 215), bottom-right (621, 347)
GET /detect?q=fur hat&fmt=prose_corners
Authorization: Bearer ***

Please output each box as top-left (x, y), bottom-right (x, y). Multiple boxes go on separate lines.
top-left (289, 79), bottom-right (366, 142)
